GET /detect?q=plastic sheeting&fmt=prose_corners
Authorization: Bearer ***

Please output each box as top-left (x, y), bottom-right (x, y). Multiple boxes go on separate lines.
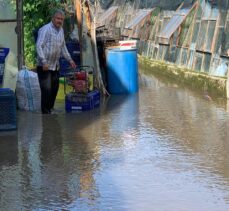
top-left (0, 0), bottom-right (16, 19)
top-left (194, 52), bottom-right (203, 71)
top-left (202, 53), bottom-right (211, 73)
top-left (192, 21), bottom-right (200, 43)
top-left (211, 62), bottom-right (228, 77)
top-left (196, 20), bottom-right (208, 51)
top-left (2, 50), bottom-right (18, 91)
top-left (0, 0), bottom-right (18, 90)
top-left (202, 1), bottom-right (219, 20)
top-left (206, 20), bottom-right (216, 52)
top-left (181, 48), bottom-right (188, 66)
top-left (175, 47), bottom-right (182, 65)
top-left (187, 49), bottom-right (195, 69)
top-left (221, 21), bottom-right (229, 56)
top-left (0, 22), bottom-right (18, 90)
top-left (214, 27), bottom-right (224, 54)
top-left (158, 45), bottom-right (164, 60)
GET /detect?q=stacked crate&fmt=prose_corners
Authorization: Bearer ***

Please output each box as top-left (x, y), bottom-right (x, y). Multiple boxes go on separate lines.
top-left (0, 48), bottom-right (10, 84)
top-left (0, 88), bottom-right (17, 131)
top-left (59, 41), bottom-right (81, 76)
top-left (65, 89), bottom-right (100, 112)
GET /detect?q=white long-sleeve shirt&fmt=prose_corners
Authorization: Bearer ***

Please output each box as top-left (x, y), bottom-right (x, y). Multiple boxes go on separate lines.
top-left (36, 22), bottom-right (72, 71)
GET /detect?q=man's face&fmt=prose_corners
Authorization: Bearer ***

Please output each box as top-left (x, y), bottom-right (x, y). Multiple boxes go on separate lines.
top-left (52, 13), bottom-right (64, 28)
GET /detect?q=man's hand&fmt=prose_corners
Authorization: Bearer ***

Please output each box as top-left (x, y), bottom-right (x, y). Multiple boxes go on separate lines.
top-left (70, 60), bottom-right (76, 69)
top-left (43, 64), bottom-right (49, 71)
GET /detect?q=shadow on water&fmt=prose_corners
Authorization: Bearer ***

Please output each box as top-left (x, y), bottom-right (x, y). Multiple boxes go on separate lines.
top-left (0, 92), bottom-right (140, 210)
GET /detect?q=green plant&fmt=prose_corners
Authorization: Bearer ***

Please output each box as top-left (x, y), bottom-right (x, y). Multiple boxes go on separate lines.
top-left (23, 0), bottom-right (62, 67)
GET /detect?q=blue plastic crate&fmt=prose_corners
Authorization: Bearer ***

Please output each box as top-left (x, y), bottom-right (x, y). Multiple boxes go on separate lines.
top-left (65, 89), bottom-right (100, 112)
top-left (0, 88), bottom-right (17, 131)
top-left (0, 48), bottom-right (10, 83)
top-left (66, 41), bottom-right (80, 53)
top-left (59, 55), bottom-right (80, 75)
top-left (59, 41), bottom-right (80, 76)
top-left (0, 63), bottom-right (4, 83)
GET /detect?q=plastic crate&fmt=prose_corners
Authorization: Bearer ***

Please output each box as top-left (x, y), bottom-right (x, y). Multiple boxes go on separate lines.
top-left (65, 89), bottom-right (100, 112)
top-left (66, 41), bottom-right (80, 53)
top-left (0, 63), bottom-right (4, 83)
top-left (0, 88), bottom-right (17, 131)
top-left (59, 41), bottom-right (81, 76)
top-left (0, 48), bottom-right (10, 83)
top-left (59, 55), bottom-right (80, 75)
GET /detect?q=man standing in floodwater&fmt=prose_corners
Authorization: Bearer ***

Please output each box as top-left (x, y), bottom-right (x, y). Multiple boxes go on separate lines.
top-left (36, 9), bottom-right (76, 114)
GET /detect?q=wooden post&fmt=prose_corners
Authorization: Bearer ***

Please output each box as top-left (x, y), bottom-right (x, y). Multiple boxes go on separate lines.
top-left (83, 1), bottom-right (109, 95)
top-left (75, 0), bottom-right (83, 64)
top-left (17, 0), bottom-right (24, 69)
top-left (91, 17), bottom-right (109, 95)
top-left (83, 1), bottom-right (92, 33)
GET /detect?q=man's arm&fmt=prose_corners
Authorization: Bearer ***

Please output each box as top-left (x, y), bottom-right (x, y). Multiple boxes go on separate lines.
top-left (36, 27), bottom-right (48, 67)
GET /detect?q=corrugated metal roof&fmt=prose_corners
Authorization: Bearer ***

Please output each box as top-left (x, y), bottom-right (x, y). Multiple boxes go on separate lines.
top-left (125, 9), bottom-right (154, 29)
top-left (158, 6), bottom-right (194, 39)
top-left (96, 6), bottom-right (118, 28)
top-left (159, 15), bottom-right (185, 39)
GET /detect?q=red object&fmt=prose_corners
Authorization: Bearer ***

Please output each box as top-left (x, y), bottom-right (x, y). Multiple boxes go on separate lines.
top-left (120, 43), bottom-right (133, 46)
top-left (71, 80), bottom-right (88, 93)
top-left (74, 71), bottom-right (87, 80)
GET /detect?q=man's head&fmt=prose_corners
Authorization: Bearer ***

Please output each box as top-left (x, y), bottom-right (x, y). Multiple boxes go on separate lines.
top-left (52, 9), bottom-right (65, 28)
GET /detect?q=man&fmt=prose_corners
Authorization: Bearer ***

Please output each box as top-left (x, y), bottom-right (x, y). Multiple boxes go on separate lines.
top-left (36, 9), bottom-right (76, 114)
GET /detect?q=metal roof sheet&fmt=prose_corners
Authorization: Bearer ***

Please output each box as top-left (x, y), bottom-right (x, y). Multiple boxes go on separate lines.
top-left (158, 6), bottom-right (194, 39)
top-left (96, 6), bottom-right (118, 27)
top-left (159, 15), bottom-right (185, 39)
top-left (125, 9), bottom-right (154, 29)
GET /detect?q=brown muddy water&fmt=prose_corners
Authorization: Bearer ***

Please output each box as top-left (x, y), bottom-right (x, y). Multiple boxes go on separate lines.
top-left (1, 69), bottom-right (229, 211)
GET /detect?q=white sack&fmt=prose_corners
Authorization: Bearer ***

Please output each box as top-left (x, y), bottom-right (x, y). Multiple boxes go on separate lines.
top-left (16, 67), bottom-right (41, 111)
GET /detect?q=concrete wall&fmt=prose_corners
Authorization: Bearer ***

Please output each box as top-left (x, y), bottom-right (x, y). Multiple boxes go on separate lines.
top-left (139, 56), bottom-right (227, 97)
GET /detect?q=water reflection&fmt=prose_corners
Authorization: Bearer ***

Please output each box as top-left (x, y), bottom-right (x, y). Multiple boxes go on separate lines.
top-left (140, 73), bottom-right (229, 179)
top-left (105, 94), bottom-right (139, 133)
top-left (0, 111), bottom-right (102, 210)
top-left (0, 71), bottom-right (229, 210)
top-left (0, 131), bottom-right (18, 167)
top-left (0, 131), bottom-right (18, 211)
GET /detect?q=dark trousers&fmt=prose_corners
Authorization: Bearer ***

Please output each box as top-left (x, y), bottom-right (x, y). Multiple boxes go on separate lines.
top-left (37, 66), bottom-right (59, 113)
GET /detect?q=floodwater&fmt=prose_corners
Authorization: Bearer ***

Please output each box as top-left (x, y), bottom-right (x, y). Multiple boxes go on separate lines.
top-left (1, 69), bottom-right (229, 211)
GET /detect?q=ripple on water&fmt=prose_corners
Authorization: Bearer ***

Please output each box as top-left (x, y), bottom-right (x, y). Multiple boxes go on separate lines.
top-left (1, 73), bottom-right (229, 210)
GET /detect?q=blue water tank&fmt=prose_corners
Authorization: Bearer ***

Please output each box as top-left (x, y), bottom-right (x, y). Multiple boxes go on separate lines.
top-left (106, 48), bottom-right (139, 94)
